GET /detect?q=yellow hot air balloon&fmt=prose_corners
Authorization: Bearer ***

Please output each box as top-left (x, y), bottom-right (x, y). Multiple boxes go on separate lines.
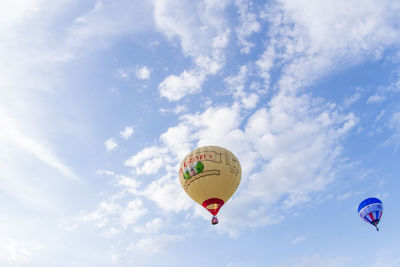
top-left (179, 145), bottom-right (241, 225)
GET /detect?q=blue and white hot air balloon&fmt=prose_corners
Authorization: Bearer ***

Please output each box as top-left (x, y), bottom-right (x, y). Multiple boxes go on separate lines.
top-left (358, 197), bottom-right (383, 231)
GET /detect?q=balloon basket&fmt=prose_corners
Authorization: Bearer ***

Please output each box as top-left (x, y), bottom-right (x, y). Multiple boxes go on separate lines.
top-left (211, 216), bottom-right (218, 225)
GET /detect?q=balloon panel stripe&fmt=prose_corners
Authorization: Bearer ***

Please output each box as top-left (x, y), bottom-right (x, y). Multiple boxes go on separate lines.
top-left (357, 197), bottom-right (382, 212)
top-left (363, 216), bottom-right (372, 223)
top-left (368, 212), bottom-right (375, 221)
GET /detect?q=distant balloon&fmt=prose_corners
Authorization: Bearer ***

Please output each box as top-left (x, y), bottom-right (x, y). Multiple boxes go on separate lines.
top-left (179, 146), bottom-right (241, 225)
top-left (358, 197), bottom-right (383, 231)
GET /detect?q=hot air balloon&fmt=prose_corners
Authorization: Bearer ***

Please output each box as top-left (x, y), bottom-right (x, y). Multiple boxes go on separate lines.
top-left (358, 197), bottom-right (383, 231)
top-left (179, 146), bottom-right (241, 225)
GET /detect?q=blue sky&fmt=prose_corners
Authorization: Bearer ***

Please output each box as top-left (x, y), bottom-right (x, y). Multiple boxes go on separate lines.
top-left (1, 0), bottom-right (400, 266)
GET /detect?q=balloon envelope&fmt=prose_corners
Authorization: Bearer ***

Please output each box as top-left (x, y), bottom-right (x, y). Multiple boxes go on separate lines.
top-left (358, 197), bottom-right (383, 230)
top-left (179, 146), bottom-right (241, 219)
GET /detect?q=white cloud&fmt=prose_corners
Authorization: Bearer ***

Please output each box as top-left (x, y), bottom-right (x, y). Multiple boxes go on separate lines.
top-left (160, 123), bottom-right (192, 159)
top-left (96, 169), bottom-right (115, 176)
top-left (280, 0), bottom-right (400, 54)
top-left (153, 0), bottom-right (228, 59)
top-left (224, 65), bottom-right (259, 109)
top-left (181, 105), bottom-right (243, 145)
top-left (116, 175), bottom-right (141, 194)
top-left (127, 234), bottom-right (184, 256)
top-left (135, 66), bottom-right (151, 80)
top-left (125, 146), bottom-right (167, 168)
top-left (241, 93), bottom-right (259, 109)
top-left (82, 201), bottom-right (120, 228)
top-left (120, 88), bottom-right (357, 236)
top-left (115, 66), bottom-right (151, 81)
top-left (0, 239), bottom-right (42, 265)
top-left (388, 112), bottom-right (400, 149)
top-left (115, 67), bottom-right (131, 80)
top-left (159, 70), bottom-right (205, 101)
top-left (336, 192), bottom-right (353, 200)
top-left (338, 113), bottom-right (358, 134)
top-left (275, 254), bottom-right (347, 267)
top-left (291, 236), bottom-right (306, 244)
top-left (257, 0), bottom-right (400, 92)
top-left (174, 104), bottom-right (188, 114)
top-left (256, 45), bottom-right (276, 89)
top-left (143, 175), bottom-right (192, 213)
top-left (344, 92), bottom-right (361, 107)
top-left (390, 112), bottom-right (400, 131)
top-left (105, 138), bottom-right (118, 151)
top-left (120, 126), bottom-right (134, 139)
top-left (371, 255), bottom-right (400, 267)
top-left (136, 157), bottom-right (165, 175)
top-left (134, 218), bottom-right (165, 234)
top-left (81, 198), bottom-right (147, 237)
top-left (159, 105), bottom-right (188, 114)
top-left (154, 0), bottom-right (230, 101)
top-left (235, 0), bottom-right (261, 54)
top-left (120, 199), bottom-right (147, 229)
top-left (240, 95), bottom-right (351, 206)
top-left (367, 94), bottom-right (386, 103)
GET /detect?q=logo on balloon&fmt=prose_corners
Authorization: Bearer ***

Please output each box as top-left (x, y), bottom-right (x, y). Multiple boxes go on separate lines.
top-left (179, 151), bottom-right (222, 180)
top-left (183, 161), bottom-right (205, 180)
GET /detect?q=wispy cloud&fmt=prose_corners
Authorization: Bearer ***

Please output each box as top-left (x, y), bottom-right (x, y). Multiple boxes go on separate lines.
top-left (0, 110), bottom-right (77, 180)
top-left (291, 236), bottom-right (306, 244)
top-left (344, 91), bottom-right (362, 107)
top-left (388, 111), bottom-right (400, 149)
top-left (367, 94), bottom-right (386, 103)
top-left (66, 0), bottom-right (153, 52)
top-left (115, 67), bottom-right (131, 80)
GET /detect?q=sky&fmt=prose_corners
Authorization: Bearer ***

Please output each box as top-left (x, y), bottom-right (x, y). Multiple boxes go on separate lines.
top-left (0, 0), bottom-right (400, 266)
